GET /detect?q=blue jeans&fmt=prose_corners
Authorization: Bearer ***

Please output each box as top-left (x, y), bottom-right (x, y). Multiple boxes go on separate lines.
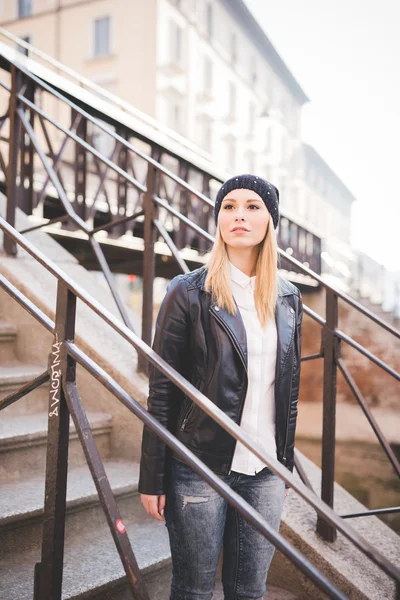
top-left (164, 455), bottom-right (286, 600)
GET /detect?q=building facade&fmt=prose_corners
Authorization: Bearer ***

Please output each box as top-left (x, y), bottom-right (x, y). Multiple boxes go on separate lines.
top-left (2, 0), bottom-right (375, 296)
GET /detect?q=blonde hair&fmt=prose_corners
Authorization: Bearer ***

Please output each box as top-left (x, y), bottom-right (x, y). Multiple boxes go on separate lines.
top-left (204, 219), bottom-right (279, 328)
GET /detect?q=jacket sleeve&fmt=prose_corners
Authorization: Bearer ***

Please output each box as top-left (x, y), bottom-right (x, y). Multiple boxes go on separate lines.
top-left (138, 275), bottom-right (190, 495)
top-left (284, 292), bottom-right (303, 489)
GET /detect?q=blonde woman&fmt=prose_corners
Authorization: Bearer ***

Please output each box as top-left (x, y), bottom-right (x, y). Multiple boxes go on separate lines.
top-left (139, 174), bottom-right (303, 600)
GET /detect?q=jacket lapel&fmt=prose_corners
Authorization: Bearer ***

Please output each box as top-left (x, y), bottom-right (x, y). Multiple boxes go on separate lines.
top-left (206, 272), bottom-right (295, 378)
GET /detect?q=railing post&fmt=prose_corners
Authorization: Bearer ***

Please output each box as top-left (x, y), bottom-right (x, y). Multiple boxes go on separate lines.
top-left (4, 65), bottom-right (23, 255)
top-left (19, 77), bottom-right (35, 215)
top-left (114, 126), bottom-right (128, 238)
top-left (138, 161), bottom-right (158, 375)
top-left (73, 109), bottom-right (87, 222)
top-left (175, 162), bottom-right (189, 250)
top-left (34, 281), bottom-right (76, 600)
top-left (317, 287), bottom-right (340, 541)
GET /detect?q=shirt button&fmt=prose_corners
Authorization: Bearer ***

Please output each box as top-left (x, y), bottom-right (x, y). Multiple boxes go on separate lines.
top-left (215, 306), bottom-right (220, 311)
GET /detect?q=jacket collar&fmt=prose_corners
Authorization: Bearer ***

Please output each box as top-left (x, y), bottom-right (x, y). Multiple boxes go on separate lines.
top-left (195, 266), bottom-right (295, 374)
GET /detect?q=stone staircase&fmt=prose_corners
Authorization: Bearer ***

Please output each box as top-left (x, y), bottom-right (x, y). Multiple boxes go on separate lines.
top-left (0, 316), bottom-right (173, 599)
top-left (0, 316), bottom-right (301, 599)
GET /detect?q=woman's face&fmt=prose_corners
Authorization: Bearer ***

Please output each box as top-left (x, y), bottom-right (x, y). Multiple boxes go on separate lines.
top-left (218, 188), bottom-right (271, 249)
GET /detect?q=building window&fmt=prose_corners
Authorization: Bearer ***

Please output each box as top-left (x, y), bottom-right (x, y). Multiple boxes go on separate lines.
top-left (18, 0), bottom-right (32, 18)
top-left (230, 33), bottom-right (237, 66)
top-left (170, 20), bottom-right (184, 65)
top-left (94, 17), bottom-right (111, 58)
top-left (229, 81), bottom-right (236, 116)
top-left (203, 56), bottom-right (213, 91)
top-left (206, 3), bottom-right (213, 39)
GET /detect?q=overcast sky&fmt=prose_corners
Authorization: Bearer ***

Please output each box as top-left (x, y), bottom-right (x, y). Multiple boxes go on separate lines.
top-left (244, 0), bottom-right (400, 272)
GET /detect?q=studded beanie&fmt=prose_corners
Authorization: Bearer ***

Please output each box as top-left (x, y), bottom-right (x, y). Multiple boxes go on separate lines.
top-left (214, 174), bottom-right (280, 229)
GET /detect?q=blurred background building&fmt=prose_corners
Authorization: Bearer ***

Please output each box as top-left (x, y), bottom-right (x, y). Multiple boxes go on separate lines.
top-left (1, 0), bottom-right (399, 317)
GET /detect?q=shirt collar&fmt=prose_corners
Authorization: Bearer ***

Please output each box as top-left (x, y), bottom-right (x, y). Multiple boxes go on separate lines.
top-left (228, 260), bottom-right (256, 291)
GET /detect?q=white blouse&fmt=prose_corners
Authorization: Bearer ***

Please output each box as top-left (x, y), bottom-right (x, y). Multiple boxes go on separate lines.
top-left (228, 260), bottom-right (278, 475)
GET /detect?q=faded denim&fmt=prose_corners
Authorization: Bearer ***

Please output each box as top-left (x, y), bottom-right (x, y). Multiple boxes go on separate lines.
top-left (164, 455), bottom-right (285, 600)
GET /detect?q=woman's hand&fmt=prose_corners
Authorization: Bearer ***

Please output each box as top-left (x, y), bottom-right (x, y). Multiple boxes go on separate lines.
top-left (140, 494), bottom-right (166, 521)
top-left (284, 487), bottom-right (292, 499)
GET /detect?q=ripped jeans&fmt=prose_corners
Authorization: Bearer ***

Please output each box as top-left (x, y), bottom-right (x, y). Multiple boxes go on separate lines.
top-left (164, 455), bottom-right (286, 600)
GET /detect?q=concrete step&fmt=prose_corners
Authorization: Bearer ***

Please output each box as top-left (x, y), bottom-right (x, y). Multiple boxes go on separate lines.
top-left (0, 411), bottom-right (112, 483)
top-left (0, 504), bottom-right (172, 600)
top-left (0, 362), bottom-right (49, 416)
top-left (0, 513), bottom-right (301, 600)
top-left (0, 459), bottom-right (140, 559)
top-left (0, 321), bottom-right (18, 361)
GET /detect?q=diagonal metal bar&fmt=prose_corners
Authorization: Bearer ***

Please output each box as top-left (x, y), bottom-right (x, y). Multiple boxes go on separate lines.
top-left (293, 450), bottom-right (315, 494)
top-left (0, 369), bottom-right (50, 411)
top-left (17, 107), bottom-right (89, 233)
top-left (13, 62), bottom-right (213, 205)
top-left (19, 214), bottom-right (70, 234)
top-left (335, 329), bottom-right (400, 380)
top-left (302, 352), bottom-right (323, 362)
top-left (276, 249), bottom-right (400, 339)
top-left (297, 305), bottom-right (398, 379)
top-left (0, 272), bottom-right (55, 333)
top-left (17, 92), bottom-right (147, 195)
top-left (340, 506), bottom-right (400, 519)
top-left (0, 144), bottom-right (8, 183)
top-left (65, 340), bottom-right (400, 596)
top-left (87, 141), bottom-right (120, 220)
top-left (88, 235), bottom-right (135, 332)
top-left (63, 378), bottom-right (150, 600)
top-left (91, 209), bottom-right (144, 234)
top-left (337, 357), bottom-right (400, 478)
top-left (35, 112), bottom-right (79, 206)
top-left (0, 79), bottom-right (11, 92)
top-left (65, 342), bottom-right (349, 600)
top-left (0, 217), bottom-right (399, 589)
top-left (154, 196), bottom-right (214, 243)
top-left (154, 218), bottom-right (190, 274)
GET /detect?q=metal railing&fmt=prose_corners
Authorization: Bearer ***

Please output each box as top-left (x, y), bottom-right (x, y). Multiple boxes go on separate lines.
top-left (1, 217), bottom-right (399, 600)
top-left (0, 44), bottom-right (322, 276)
top-left (0, 41), bottom-right (399, 600)
top-left (0, 26), bottom-right (217, 169)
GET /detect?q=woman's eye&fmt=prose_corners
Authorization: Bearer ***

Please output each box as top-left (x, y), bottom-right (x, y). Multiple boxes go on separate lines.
top-left (223, 204), bottom-right (259, 209)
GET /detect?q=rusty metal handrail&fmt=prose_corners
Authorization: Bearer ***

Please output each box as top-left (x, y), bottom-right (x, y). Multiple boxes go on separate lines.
top-left (0, 215), bottom-right (399, 598)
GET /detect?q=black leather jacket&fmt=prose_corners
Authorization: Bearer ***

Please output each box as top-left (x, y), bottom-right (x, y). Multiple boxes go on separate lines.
top-left (138, 265), bottom-right (303, 494)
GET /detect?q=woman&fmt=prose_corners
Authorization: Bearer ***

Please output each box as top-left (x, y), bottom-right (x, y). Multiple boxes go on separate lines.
top-left (139, 174), bottom-right (303, 600)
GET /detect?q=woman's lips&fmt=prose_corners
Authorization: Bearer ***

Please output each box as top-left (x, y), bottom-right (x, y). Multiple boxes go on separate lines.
top-left (231, 228), bottom-right (250, 233)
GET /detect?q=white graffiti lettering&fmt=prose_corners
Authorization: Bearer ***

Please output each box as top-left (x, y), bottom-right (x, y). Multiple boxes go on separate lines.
top-left (49, 334), bottom-right (62, 418)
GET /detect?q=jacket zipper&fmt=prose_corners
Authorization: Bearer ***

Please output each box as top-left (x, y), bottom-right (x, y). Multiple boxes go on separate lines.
top-left (181, 401), bottom-right (196, 430)
top-left (210, 309), bottom-right (248, 474)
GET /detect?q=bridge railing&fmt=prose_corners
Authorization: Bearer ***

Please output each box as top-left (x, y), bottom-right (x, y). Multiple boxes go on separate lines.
top-left (0, 217), bottom-right (399, 600)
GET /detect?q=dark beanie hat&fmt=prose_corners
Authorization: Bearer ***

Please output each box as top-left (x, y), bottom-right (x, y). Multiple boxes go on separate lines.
top-left (214, 174), bottom-right (280, 229)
